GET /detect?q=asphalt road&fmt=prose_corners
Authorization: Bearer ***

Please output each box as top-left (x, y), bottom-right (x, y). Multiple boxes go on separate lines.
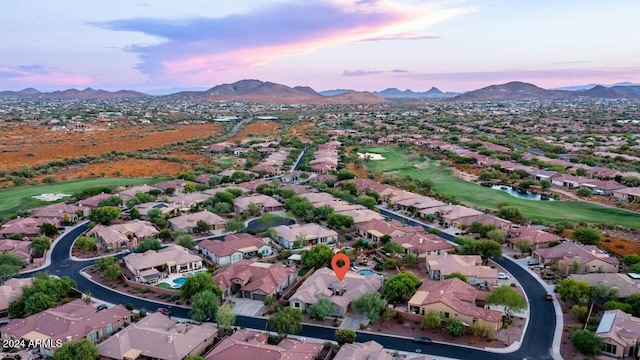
top-left (18, 213), bottom-right (556, 360)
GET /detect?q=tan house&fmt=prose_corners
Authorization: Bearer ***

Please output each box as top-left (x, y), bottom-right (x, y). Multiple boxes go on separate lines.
top-left (205, 329), bottom-right (323, 360)
top-left (117, 184), bottom-right (161, 201)
top-left (335, 209), bottom-right (384, 225)
top-left (124, 244), bottom-right (203, 284)
top-left (97, 312), bottom-right (216, 360)
top-left (168, 211), bottom-right (227, 233)
top-left (0, 299), bottom-right (131, 358)
top-left (596, 310), bottom-right (640, 358)
top-left (270, 223), bottom-right (338, 249)
top-left (455, 214), bottom-right (513, 231)
top-left (333, 340), bottom-right (435, 360)
top-left (198, 233), bottom-right (273, 265)
top-left (612, 186), bottom-right (640, 202)
top-left (0, 239), bottom-right (32, 262)
top-left (233, 194), bottom-right (283, 213)
top-left (426, 254), bottom-right (499, 285)
top-left (74, 193), bottom-right (114, 208)
top-left (289, 267), bottom-right (383, 317)
top-left (0, 278), bottom-right (32, 315)
top-left (214, 259), bottom-right (296, 301)
top-left (133, 202), bottom-right (177, 220)
top-left (408, 278), bottom-right (503, 331)
top-left (31, 203), bottom-right (89, 223)
top-left (354, 219), bottom-right (423, 242)
top-left (533, 242), bottom-right (619, 274)
top-left (506, 226), bottom-right (561, 250)
top-left (393, 232), bottom-right (456, 258)
top-left (167, 192), bottom-right (212, 209)
top-left (570, 273), bottom-right (640, 299)
top-left (87, 219), bottom-right (158, 251)
top-left (0, 217), bottom-right (59, 239)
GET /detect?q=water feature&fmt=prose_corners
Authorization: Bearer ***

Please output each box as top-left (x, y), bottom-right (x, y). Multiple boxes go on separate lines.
top-left (172, 277), bottom-right (187, 286)
top-left (357, 269), bottom-right (375, 276)
top-left (482, 184), bottom-right (555, 201)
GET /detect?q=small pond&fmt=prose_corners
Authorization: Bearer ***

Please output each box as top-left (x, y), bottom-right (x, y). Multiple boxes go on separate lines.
top-left (245, 216), bottom-right (296, 233)
top-left (481, 183), bottom-right (555, 201)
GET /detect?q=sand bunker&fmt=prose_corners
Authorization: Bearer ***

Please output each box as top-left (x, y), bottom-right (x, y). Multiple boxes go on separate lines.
top-left (32, 193), bottom-right (72, 201)
top-left (357, 152), bottom-right (386, 160)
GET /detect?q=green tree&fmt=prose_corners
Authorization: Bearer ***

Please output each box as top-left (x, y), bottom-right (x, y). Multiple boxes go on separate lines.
top-left (382, 272), bottom-right (421, 303)
top-left (52, 338), bottom-right (99, 360)
top-left (216, 304), bottom-right (236, 329)
top-left (189, 290), bottom-right (219, 322)
top-left (24, 291), bottom-right (56, 315)
top-left (571, 329), bottom-right (603, 356)
top-left (98, 196), bottom-right (123, 207)
top-left (443, 272), bottom-right (467, 283)
top-left (355, 195), bottom-right (377, 208)
top-left (383, 258), bottom-right (397, 270)
top-left (74, 236), bottom-right (98, 251)
top-left (403, 253), bottom-right (418, 265)
top-left (129, 207), bottom-right (141, 219)
top-left (246, 203), bottom-right (262, 216)
top-left (180, 272), bottom-right (222, 300)
top-left (485, 286), bottom-right (527, 318)
top-left (380, 234), bottom-right (392, 244)
top-left (268, 307), bottom-right (303, 338)
top-left (175, 234), bottom-right (196, 250)
top-left (514, 239), bottom-right (531, 254)
top-left (383, 241), bottom-right (404, 255)
top-left (591, 284), bottom-right (620, 304)
top-left (336, 169), bottom-right (356, 181)
top-left (39, 222), bottom-right (59, 237)
top-left (540, 179), bottom-right (551, 190)
top-left (571, 305), bottom-right (589, 322)
top-left (626, 293), bottom-right (640, 316)
top-left (421, 310), bottom-right (443, 329)
top-left (497, 206), bottom-right (526, 224)
top-left (621, 254), bottom-right (640, 267)
top-left (572, 227), bottom-right (603, 245)
top-left (335, 328), bottom-right (356, 345)
top-left (30, 235), bottom-right (51, 258)
top-left (195, 220), bottom-right (211, 233)
top-left (103, 264), bottom-right (122, 280)
top-left (301, 244), bottom-right (334, 268)
top-left (486, 229), bottom-right (506, 243)
top-left (555, 278), bottom-right (592, 303)
top-left (89, 206), bottom-right (121, 225)
top-left (136, 237), bottom-right (162, 253)
top-left (460, 240), bottom-right (502, 261)
top-left (443, 318), bottom-right (466, 337)
top-left (0, 253), bottom-right (26, 285)
top-left (97, 255), bottom-right (117, 271)
top-left (576, 187), bottom-right (593, 197)
top-left (224, 219), bottom-right (246, 233)
top-left (308, 298), bottom-right (334, 320)
top-left (351, 291), bottom-right (387, 323)
top-left (326, 213), bottom-right (354, 229)
top-left (469, 322), bottom-right (495, 340)
top-left (604, 301), bottom-right (632, 313)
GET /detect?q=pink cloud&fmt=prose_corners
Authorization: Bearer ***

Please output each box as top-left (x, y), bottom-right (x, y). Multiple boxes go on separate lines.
top-left (8, 72), bottom-right (93, 86)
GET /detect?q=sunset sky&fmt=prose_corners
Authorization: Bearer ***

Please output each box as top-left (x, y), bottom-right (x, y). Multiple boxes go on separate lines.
top-left (1, 0), bottom-right (639, 93)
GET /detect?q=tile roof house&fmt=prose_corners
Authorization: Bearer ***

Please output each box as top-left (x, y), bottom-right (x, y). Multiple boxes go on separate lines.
top-left (289, 267), bottom-right (383, 317)
top-left (570, 273), bottom-right (640, 299)
top-left (153, 179), bottom-right (197, 194)
top-left (124, 244), bottom-right (203, 284)
top-left (393, 232), bottom-right (456, 258)
top-left (335, 209), bottom-right (385, 225)
top-left (168, 211), bottom-right (227, 233)
top-left (419, 205), bottom-right (483, 227)
top-left (426, 254), bottom-right (499, 285)
top-left (31, 203), bottom-right (89, 223)
top-left (333, 341), bottom-right (423, 360)
top-left (596, 310), bottom-right (640, 359)
top-left (233, 194), bottom-right (283, 213)
top-left (0, 278), bottom-right (32, 314)
top-left (73, 192), bottom-right (113, 208)
top-left (408, 278), bottom-right (503, 331)
top-left (270, 223), bottom-right (338, 249)
top-left (506, 226), bottom-right (562, 249)
top-left (167, 192), bottom-right (212, 209)
top-left (198, 233), bottom-right (273, 265)
top-left (0, 299), bottom-right (131, 357)
top-left (354, 219), bottom-right (423, 242)
top-left (214, 260), bottom-right (296, 301)
top-left (118, 184), bottom-right (161, 200)
top-left (87, 219), bottom-right (158, 251)
top-left (0, 239), bottom-right (32, 261)
top-left (613, 186), bottom-right (640, 202)
top-left (204, 329), bottom-right (322, 360)
top-left (533, 242), bottom-right (619, 274)
top-left (454, 214), bottom-right (513, 231)
top-left (134, 202), bottom-right (177, 219)
top-left (0, 217), bottom-right (59, 239)
top-left (395, 196), bottom-right (447, 212)
top-left (97, 312), bottom-right (216, 360)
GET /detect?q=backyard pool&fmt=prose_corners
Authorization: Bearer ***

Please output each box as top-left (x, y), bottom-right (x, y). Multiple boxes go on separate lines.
top-left (358, 269), bottom-right (375, 276)
top-left (173, 277), bottom-right (187, 286)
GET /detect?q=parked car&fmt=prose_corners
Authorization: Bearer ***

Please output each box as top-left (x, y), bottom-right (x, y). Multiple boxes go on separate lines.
top-left (498, 272), bottom-right (509, 280)
top-left (156, 307), bottom-right (171, 316)
top-left (527, 259), bottom-right (540, 266)
top-left (413, 337), bottom-right (433, 344)
top-left (96, 304), bottom-right (108, 311)
top-left (545, 293), bottom-right (554, 301)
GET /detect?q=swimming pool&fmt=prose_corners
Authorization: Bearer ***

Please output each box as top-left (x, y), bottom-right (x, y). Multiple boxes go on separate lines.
top-left (358, 269), bottom-right (375, 276)
top-left (173, 277), bottom-right (187, 286)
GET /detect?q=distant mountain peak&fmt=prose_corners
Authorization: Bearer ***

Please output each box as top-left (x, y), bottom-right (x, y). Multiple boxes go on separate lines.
top-left (19, 87), bottom-right (40, 94)
top-left (82, 87), bottom-right (97, 92)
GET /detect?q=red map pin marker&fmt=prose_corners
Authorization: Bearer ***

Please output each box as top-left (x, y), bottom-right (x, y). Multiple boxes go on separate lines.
top-left (331, 253), bottom-right (350, 281)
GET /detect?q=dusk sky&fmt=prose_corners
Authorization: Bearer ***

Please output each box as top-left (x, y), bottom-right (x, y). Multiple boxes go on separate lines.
top-left (1, 0), bottom-right (639, 93)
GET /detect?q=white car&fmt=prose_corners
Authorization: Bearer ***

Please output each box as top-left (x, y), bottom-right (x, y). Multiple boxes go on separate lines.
top-left (498, 272), bottom-right (509, 280)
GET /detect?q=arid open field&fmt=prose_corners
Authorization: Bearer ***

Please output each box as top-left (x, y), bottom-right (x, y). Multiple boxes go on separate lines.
top-left (229, 120), bottom-right (280, 141)
top-left (0, 122), bottom-right (222, 171)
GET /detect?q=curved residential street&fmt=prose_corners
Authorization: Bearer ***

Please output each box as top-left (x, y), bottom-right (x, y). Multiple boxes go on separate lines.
top-left (18, 218), bottom-right (558, 360)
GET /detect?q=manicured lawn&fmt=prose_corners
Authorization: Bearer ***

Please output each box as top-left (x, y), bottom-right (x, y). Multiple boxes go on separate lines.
top-left (397, 163), bottom-right (640, 229)
top-left (360, 147), bottom-right (421, 173)
top-left (156, 282), bottom-right (172, 290)
top-left (0, 177), bottom-right (168, 218)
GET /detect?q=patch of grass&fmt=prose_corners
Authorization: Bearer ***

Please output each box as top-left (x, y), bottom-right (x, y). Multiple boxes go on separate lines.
top-left (298, 267), bottom-right (312, 276)
top-left (156, 282), bottom-right (172, 290)
top-left (360, 147), bottom-right (417, 173)
top-left (0, 177), bottom-right (168, 218)
top-left (394, 162), bottom-right (640, 229)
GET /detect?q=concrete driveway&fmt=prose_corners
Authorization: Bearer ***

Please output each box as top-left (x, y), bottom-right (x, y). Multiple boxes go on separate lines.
top-left (341, 313), bottom-right (369, 330)
top-left (232, 298), bottom-right (264, 316)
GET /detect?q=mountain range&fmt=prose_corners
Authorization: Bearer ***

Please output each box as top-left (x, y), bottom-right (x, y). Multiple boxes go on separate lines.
top-left (1, 80), bottom-right (639, 103)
